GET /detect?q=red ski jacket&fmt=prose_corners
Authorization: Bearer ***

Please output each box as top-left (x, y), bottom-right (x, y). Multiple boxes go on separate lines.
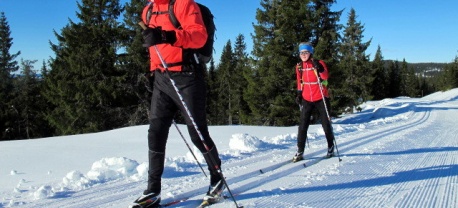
top-left (141, 0), bottom-right (207, 72)
top-left (296, 60), bottom-right (329, 102)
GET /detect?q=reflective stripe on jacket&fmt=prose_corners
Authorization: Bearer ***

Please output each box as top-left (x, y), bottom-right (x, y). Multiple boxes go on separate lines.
top-left (296, 60), bottom-right (329, 102)
top-left (141, 0), bottom-right (207, 72)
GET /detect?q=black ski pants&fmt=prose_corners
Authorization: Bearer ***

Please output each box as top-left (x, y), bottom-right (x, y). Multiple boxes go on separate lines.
top-left (146, 66), bottom-right (221, 194)
top-left (297, 97), bottom-right (335, 153)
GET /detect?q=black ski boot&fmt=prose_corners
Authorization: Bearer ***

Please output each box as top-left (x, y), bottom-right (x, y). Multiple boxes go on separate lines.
top-left (130, 192), bottom-right (161, 208)
top-left (292, 152), bottom-right (304, 162)
top-left (326, 145), bottom-right (335, 158)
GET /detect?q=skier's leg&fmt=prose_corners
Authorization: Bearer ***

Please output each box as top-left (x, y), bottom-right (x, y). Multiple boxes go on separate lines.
top-left (146, 84), bottom-right (177, 195)
top-left (318, 98), bottom-right (335, 152)
top-left (297, 100), bottom-right (313, 153)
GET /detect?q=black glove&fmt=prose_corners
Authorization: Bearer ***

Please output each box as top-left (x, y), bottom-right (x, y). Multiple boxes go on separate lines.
top-left (295, 91), bottom-right (302, 106)
top-left (142, 27), bottom-right (177, 47)
top-left (144, 72), bottom-right (155, 93)
top-left (312, 59), bottom-right (324, 73)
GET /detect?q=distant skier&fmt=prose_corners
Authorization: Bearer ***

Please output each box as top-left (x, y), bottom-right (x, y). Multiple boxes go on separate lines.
top-left (293, 42), bottom-right (336, 162)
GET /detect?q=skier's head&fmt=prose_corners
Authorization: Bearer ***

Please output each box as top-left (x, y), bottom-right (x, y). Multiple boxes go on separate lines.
top-left (298, 42), bottom-right (314, 55)
top-left (299, 42), bottom-right (313, 61)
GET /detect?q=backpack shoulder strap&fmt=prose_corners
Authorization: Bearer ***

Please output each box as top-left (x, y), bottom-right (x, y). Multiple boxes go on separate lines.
top-left (168, 0), bottom-right (182, 29)
top-left (145, 2), bottom-right (176, 26)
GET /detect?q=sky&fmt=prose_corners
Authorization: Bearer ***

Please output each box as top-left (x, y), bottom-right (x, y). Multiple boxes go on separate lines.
top-left (1, 88), bottom-right (458, 207)
top-left (1, 0), bottom-right (458, 72)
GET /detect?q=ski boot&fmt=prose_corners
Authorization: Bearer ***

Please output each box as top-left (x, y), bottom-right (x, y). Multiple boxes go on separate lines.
top-left (130, 192), bottom-right (160, 208)
top-left (292, 152), bottom-right (304, 162)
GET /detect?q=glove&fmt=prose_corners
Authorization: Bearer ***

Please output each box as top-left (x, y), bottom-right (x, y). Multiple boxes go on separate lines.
top-left (144, 72), bottom-right (155, 93)
top-left (312, 59), bottom-right (324, 73)
top-left (321, 80), bottom-right (328, 87)
top-left (295, 91), bottom-right (302, 106)
top-left (142, 27), bottom-right (177, 47)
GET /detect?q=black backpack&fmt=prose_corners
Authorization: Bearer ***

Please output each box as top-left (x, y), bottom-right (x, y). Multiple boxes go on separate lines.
top-left (145, 0), bottom-right (215, 64)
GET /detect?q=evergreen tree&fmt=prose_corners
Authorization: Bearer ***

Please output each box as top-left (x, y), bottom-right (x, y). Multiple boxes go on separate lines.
top-left (370, 45), bottom-right (387, 100)
top-left (405, 65), bottom-right (420, 97)
top-left (437, 56), bottom-right (458, 91)
top-left (399, 59), bottom-right (409, 96)
top-left (121, 0), bottom-right (151, 125)
top-left (335, 8), bottom-right (372, 112)
top-left (215, 41), bottom-right (234, 124)
top-left (9, 59), bottom-right (52, 139)
top-left (206, 59), bottom-right (218, 124)
top-left (399, 59), bottom-right (420, 97)
top-left (0, 12), bottom-right (21, 140)
top-left (43, 0), bottom-right (129, 135)
top-left (232, 34), bottom-right (251, 124)
top-left (387, 60), bottom-right (401, 98)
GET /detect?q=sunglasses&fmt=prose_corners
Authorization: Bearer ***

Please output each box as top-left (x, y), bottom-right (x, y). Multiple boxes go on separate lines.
top-left (299, 51), bottom-right (310, 55)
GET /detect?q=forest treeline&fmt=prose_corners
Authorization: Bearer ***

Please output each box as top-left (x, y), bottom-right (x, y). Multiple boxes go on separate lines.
top-left (1, 0), bottom-right (458, 140)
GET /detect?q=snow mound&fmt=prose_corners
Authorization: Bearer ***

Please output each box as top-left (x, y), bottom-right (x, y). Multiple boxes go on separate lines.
top-left (87, 157), bottom-right (139, 182)
top-left (229, 133), bottom-right (264, 152)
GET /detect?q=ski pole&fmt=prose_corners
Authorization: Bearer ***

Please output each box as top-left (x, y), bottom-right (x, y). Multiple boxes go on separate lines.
top-left (172, 120), bottom-right (207, 178)
top-left (139, 21), bottom-right (242, 208)
top-left (312, 62), bottom-right (342, 162)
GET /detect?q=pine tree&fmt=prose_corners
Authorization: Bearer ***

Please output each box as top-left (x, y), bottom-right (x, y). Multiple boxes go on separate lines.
top-left (311, 0), bottom-right (342, 70)
top-left (405, 65), bottom-right (420, 97)
top-left (9, 59), bottom-right (52, 139)
top-left (335, 8), bottom-right (372, 112)
top-left (43, 0), bottom-right (129, 135)
top-left (387, 60), bottom-right (401, 98)
top-left (371, 45), bottom-right (388, 100)
top-left (0, 12), bottom-right (21, 140)
top-left (215, 41), bottom-right (234, 124)
top-left (121, 0), bottom-right (151, 125)
top-left (206, 59), bottom-right (218, 124)
top-left (399, 59), bottom-right (408, 96)
top-left (437, 56), bottom-right (458, 91)
top-left (233, 34), bottom-right (252, 124)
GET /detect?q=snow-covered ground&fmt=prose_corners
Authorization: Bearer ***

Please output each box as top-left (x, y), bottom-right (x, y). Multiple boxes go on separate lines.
top-left (1, 89), bottom-right (458, 208)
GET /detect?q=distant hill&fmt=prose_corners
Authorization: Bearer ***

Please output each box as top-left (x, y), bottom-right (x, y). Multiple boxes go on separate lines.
top-left (384, 60), bottom-right (447, 77)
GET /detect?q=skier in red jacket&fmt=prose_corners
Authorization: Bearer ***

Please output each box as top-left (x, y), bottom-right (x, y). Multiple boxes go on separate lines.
top-left (131, 0), bottom-right (224, 207)
top-left (293, 42), bottom-right (335, 162)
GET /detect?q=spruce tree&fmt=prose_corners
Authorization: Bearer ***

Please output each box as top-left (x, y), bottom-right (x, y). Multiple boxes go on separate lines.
top-left (121, 0), bottom-right (151, 125)
top-left (405, 65), bottom-right (420, 97)
top-left (311, 0), bottom-right (342, 70)
top-left (233, 34), bottom-right (252, 124)
top-left (371, 45), bottom-right (388, 100)
top-left (43, 0), bottom-right (128, 135)
top-left (215, 41), bottom-right (234, 124)
top-left (399, 59), bottom-right (409, 96)
top-left (0, 12), bottom-right (21, 140)
top-left (387, 60), bottom-right (401, 98)
top-left (206, 59), bottom-right (218, 124)
top-left (437, 56), bottom-right (458, 91)
top-left (9, 59), bottom-right (52, 139)
top-left (336, 8), bottom-right (372, 112)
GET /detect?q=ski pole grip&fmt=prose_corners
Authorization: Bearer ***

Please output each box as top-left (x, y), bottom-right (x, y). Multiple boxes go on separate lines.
top-left (138, 21), bottom-right (147, 30)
